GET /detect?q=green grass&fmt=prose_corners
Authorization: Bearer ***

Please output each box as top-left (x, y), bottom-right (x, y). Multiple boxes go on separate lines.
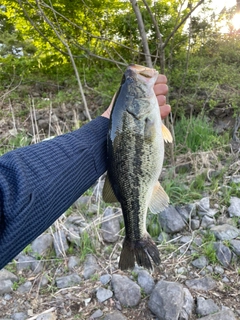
top-left (174, 115), bottom-right (229, 153)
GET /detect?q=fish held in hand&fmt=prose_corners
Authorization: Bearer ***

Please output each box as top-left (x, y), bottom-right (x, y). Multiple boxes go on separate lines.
top-left (103, 64), bottom-right (172, 270)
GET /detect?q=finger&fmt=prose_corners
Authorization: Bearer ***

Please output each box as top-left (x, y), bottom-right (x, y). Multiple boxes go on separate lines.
top-left (157, 94), bottom-right (166, 106)
top-left (160, 104), bottom-right (171, 119)
top-left (155, 74), bottom-right (167, 84)
top-left (154, 83), bottom-right (168, 96)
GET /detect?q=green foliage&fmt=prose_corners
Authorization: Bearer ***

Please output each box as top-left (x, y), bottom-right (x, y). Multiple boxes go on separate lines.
top-left (201, 231), bottom-right (217, 264)
top-left (79, 231), bottom-right (96, 261)
top-left (174, 115), bottom-right (229, 153)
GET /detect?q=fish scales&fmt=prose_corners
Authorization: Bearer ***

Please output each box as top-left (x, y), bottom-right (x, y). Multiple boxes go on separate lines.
top-left (103, 64), bottom-right (172, 270)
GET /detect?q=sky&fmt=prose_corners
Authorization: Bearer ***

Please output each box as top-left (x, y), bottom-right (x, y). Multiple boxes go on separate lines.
top-left (211, 0), bottom-right (236, 11)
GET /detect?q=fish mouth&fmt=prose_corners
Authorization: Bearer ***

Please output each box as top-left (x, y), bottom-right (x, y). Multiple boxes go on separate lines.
top-left (128, 64), bottom-right (158, 80)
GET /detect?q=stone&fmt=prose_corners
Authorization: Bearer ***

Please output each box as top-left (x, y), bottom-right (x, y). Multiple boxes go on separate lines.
top-left (137, 270), bottom-right (155, 295)
top-left (111, 274), bottom-right (141, 307)
top-left (214, 242), bottom-right (232, 267)
top-left (83, 254), bottom-right (100, 280)
top-left (68, 256), bottom-right (80, 269)
top-left (192, 256), bottom-right (209, 269)
top-left (36, 312), bottom-right (56, 320)
top-left (16, 254), bottom-right (33, 271)
top-left (0, 280), bottom-right (13, 294)
top-left (12, 313), bottom-right (27, 320)
top-left (179, 288), bottom-right (194, 320)
top-left (185, 277), bottom-right (217, 291)
top-left (104, 311), bottom-right (127, 320)
top-left (196, 297), bottom-right (220, 316)
top-left (64, 215), bottom-right (87, 245)
top-left (96, 287), bottom-right (113, 302)
top-left (100, 274), bottom-right (112, 285)
top-left (158, 231), bottom-right (170, 242)
top-left (17, 281), bottom-right (32, 294)
top-left (158, 205), bottom-right (186, 234)
top-left (197, 309), bottom-right (236, 320)
top-left (90, 309), bottom-right (103, 319)
top-left (198, 197), bottom-right (218, 217)
top-left (210, 224), bottom-right (239, 240)
top-left (201, 216), bottom-right (215, 228)
top-left (148, 280), bottom-right (185, 320)
top-left (101, 207), bottom-right (120, 243)
top-left (228, 197), bottom-right (240, 217)
top-left (230, 239), bottom-right (240, 255)
top-left (0, 269), bottom-right (18, 282)
top-left (56, 273), bottom-right (81, 289)
top-left (53, 230), bottom-right (69, 257)
top-left (31, 234), bottom-right (53, 256)
top-left (176, 205), bottom-right (190, 222)
top-left (214, 266), bottom-right (224, 274)
top-left (191, 219), bottom-right (200, 230)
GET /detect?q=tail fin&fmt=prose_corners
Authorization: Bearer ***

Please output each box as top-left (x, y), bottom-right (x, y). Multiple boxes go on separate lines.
top-left (119, 236), bottom-right (160, 270)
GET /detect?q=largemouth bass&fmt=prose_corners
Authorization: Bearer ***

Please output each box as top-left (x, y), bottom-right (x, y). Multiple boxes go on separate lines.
top-left (103, 64), bottom-right (172, 270)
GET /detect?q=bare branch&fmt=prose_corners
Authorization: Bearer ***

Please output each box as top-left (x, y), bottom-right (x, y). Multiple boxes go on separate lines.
top-left (130, 0), bottom-right (153, 67)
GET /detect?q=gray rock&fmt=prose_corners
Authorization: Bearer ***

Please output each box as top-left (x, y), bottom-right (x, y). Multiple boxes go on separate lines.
top-left (100, 274), bottom-right (112, 285)
top-left (214, 266), bottom-right (224, 274)
top-left (31, 259), bottom-right (44, 274)
top-left (179, 235), bottom-right (192, 243)
top-left (201, 216), bottom-right (215, 228)
top-left (158, 205), bottom-right (186, 234)
top-left (31, 234), bottom-right (53, 256)
top-left (12, 313), bottom-right (27, 320)
top-left (210, 224), bottom-right (239, 240)
top-left (0, 269), bottom-right (18, 282)
top-left (179, 288), bottom-right (194, 320)
top-left (56, 273), bottom-right (81, 288)
top-left (101, 207), bottom-right (120, 243)
top-left (53, 230), bottom-right (69, 257)
top-left (40, 274), bottom-right (49, 287)
top-left (177, 267), bottom-right (188, 275)
top-left (36, 313), bottom-right (56, 320)
top-left (90, 309), bottom-right (103, 319)
top-left (192, 256), bottom-right (209, 269)
top-left (191, 219), bottom-right (200, 230)
top-left (148, 280), bottom-right (184, 320)
top-left (158, 231), bottom-right (170, 242)
top-left (214, 242), bottom-right (232, 267)
top-left (231, 175), bottom-right (240, 183)
top-left (16, 254), bottom-right (33, 271)
top-left (104, 311), bottom-right (127, 320)
top-left (74, 195), bottom-right (91, 206)
top-left (196, 297), bottom-right (220, 316)
top-left (185, 277), bottom-right (217, 291)
top-left (68, 256), bottom-right (80, 269)
top-left (96, 287), bottom-right (113, 302)
top-left (111, 274), bottom-right (141, 307)
top-left (0, 280), bottom-right (13, 294)
top-left (198, 309), bottom-right (236, 320)
top-left (176, 205), bottom-right (190, 222)
top-left (228, 197), bottom-right (240, 217)
top-left (17, 281), bottom-right (32, 294)
top-left (198, 197), bottom-right (218, 217)
top-left (83, 254), bottom-right (100, 280)
top-left (64, 215), bottom-right (87, 245)
top-left (137, 270), bottom-right (155, 295)
top-left (230, 239), bottom-right (240, 255)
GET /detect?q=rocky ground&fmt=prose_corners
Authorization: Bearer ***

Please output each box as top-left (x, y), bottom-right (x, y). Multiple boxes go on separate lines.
top-left (0, 185), bottom-right (240, 320)
top-left (0, 85), bottom-right (240, 320)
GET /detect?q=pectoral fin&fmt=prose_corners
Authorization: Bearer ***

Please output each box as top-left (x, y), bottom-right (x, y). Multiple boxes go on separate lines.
top-left (149, 181), bottom-right (169, 214)
top-left (162, 123), bottom-right (173, 143)
top-left (102, 174), bottom-right (118, 203)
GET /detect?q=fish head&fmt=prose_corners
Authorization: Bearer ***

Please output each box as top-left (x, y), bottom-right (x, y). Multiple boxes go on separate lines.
top-left (111, 64), bottom-right (159, 122)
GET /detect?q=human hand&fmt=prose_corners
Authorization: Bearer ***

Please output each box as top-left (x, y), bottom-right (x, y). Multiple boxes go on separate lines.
top-left (101, 73), bottom-right (171, 119)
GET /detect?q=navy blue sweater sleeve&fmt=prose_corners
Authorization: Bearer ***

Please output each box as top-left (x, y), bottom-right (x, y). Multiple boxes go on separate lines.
top-left (0, 116), bottom-right (109, 269)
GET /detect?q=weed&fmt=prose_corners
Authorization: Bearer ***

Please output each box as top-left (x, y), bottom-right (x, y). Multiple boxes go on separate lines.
top-left (79, 231), bottom-right (96, 262)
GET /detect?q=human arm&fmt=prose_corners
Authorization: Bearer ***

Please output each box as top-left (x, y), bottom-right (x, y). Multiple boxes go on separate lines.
top-left (0, 116), bottom-right (109, 269)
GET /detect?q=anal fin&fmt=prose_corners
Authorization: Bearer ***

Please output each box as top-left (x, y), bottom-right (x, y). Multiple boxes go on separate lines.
top-left (149, 181), bottom-right (169, 214)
